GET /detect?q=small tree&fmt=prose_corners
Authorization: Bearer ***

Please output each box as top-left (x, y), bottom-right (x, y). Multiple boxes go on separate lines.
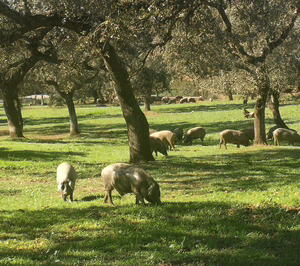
top-left (132, 55), bottom-right (170, 111)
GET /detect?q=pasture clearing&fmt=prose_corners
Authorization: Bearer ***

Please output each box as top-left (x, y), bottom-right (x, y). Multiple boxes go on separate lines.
top-left (0, 101), bottom-right (299, 265)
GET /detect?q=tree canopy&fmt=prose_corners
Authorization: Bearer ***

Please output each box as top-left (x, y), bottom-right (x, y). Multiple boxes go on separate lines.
top-left (0, 0), bottom-right (299, 160)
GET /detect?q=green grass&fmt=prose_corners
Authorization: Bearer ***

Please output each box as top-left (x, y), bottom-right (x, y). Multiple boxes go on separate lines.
top-left (0, 101), bottom-right (299, 265)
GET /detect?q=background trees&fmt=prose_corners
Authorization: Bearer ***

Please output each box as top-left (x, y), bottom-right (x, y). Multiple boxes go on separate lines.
top-left (164, 0), bottom-right (299, 144)
top-left (0, 0), bottom-right (299, 160)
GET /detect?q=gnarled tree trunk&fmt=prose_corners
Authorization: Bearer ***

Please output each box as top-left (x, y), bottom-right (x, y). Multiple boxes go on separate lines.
top-left (100, 42), bottom-right (154, 163)
top-left (46, 80), bottom-right (80, 136)
top-left (144, 94), bottom-right (151, 112)
top-left (2, 88), bottom-right (23, 138)
top-left (65, 94), bottom-right (80, 135)
top-left (254, 97), bottom-right (267, 145)
top-left (254, 66), bottom-right (269, 145)
top-left (268, 90), bottom-right (289, 129)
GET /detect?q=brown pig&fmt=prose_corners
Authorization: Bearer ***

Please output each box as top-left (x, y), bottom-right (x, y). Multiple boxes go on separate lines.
top-left (101, 163), bottom-right (161, 206)
top-left (57, 162), bottom-right (77, 202)
top-left (183, 127), bottom-right (206, 144)
top-left (273, 128), bottom-right (300, 146)
top-left (219, 129), bottom-right (250, 149)
top-left (150, 130), bottom-right (176, 151)
top-left (150, 136), bottom-right (168, 156)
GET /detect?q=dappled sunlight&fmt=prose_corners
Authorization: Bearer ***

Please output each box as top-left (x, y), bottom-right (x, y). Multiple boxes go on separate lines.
top-left (0, 104), bottom-right (299, 265)
top-left (0, 201), bottom-right (298, 265)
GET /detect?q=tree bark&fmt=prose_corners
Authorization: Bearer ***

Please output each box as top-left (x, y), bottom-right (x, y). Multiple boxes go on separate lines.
top-left (268, 91), bottom-right (289, 129)
top-left (46, 80), bottom-right (80, 136)
top-left (254, 97), bottom-right (267, 145)
top-left (65, 94), bottom-right (80, 135)
top-left (227, 89), bottom-right (233, 101)
top-left (254, 67), bottom-right (269, 145)
top-left (144, 95), bottom-right (151, 112)
top-left (100, 42), bottom-right (154, 163)
top-left (2, 88), bottom-right (23, 138)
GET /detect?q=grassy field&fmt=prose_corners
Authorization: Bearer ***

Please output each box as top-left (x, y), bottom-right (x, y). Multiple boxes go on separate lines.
top-left (0, 100), bottom-right (299, 265)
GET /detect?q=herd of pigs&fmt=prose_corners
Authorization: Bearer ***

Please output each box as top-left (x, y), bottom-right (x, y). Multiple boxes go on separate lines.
top-left (56, 125), bottom-right (300, 205)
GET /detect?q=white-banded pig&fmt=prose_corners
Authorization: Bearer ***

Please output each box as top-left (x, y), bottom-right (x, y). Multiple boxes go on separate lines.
top-left (56, 162), bottom-right (77, 202)
top-left (273, 128), bottom-right (300, 146)
top-left (183, 127), bottom-right (206, 144)
top-left (101, 163), bottom-right (161, 206)
top-left (150, 130), bottom-right (176, 151)
top-left (150, 136), bottom-right (168, 156)
top-left (219, 129), bottom-right (250, 149)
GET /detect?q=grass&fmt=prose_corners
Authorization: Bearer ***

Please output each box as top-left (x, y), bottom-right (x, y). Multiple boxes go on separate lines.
top-left (0, 100), bottom-right (299, 265)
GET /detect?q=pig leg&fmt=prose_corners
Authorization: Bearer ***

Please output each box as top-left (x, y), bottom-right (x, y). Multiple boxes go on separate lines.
top-left (62, 193), bottom-right (67, 202)
top-left (104, 190), bottom-right (114, 206)
top-left (219, 140), bottom-right (223, 149)
top-left (133, 191), bottom-right (146, 206)
top-left (70, 191), bottom-right (74, 202)
top-left (169, 142), bottom-right (176, 151)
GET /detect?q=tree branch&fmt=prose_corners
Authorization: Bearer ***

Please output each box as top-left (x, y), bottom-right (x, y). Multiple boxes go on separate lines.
top-left (260, 6), bottom-right (299, 60)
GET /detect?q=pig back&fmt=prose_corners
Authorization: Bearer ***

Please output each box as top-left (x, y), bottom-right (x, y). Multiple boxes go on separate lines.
top-left (57, 162), bottom-right (76, 187)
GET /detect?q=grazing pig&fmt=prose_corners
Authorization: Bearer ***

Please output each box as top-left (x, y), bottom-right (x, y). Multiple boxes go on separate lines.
top-left (188, 97), bottom-right (196, 103)
top-left (173, 127), bottom-right (184, 143)
top-left (273, 128), bottom-right (300, 146)
top-left (168, 97), bottom-right (177, 104)
top-left (179, 97), bottom-right (188, 104)
top-left (241, 127), bottom-right (254, 141)
top-left (101, 163), bottom-right (161, 206)
top-left (183, 127), bottom-right (206, 144)
top-left (150, 130), bottom-right (176, 151)
top-left (161, 97), bottom-right (169, 104)
top-left (267, 125), bottom-right (297, 140)
top-left (150, 136), bottom-right (168, 156)
top-left (267, 125), bottom-right (281, 140)
top-left (56, 162), bottom-right (77, 202)
top-left (219, 129), bottom-right (250, 149)
top-left (149, 128), bottom-right (157, 135)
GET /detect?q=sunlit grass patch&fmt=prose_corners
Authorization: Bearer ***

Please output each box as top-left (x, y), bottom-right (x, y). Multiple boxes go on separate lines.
top-left (0, 101), bottom-right (299, 265)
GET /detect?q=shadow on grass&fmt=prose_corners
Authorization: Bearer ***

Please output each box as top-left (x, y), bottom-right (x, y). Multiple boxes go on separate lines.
top-left (155, 102), bottom-right (256, 114)
top-left (79, 195), bottom-right (102, 202)
top-left (0, 149), bottom-right (84, 162)
top-left (19, 103), bottom-right (280, 145)
top-left (23, 112), bottom-right (123, 127)
top-left (0, 201), bottom-right (298, 265)
top-left (141, 147), bottom-right (300, 193)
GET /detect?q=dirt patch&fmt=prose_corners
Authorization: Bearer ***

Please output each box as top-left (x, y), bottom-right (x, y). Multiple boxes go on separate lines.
top-left (0, 129), bottom-right (9, 136)
top-left (25, 133), bottom-right (70, 140)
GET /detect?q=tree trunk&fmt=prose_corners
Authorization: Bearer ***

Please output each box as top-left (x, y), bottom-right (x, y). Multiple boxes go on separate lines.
top-left (254, 66), bottom-right (269, 145)
top-left (227, 89), bottom-right (233, 101)
top-left (91, 88), bottom-right (98, 104)
top-left (64, 94), bottom-right (80, 135)
top-left (46, 80), bottom-right (80, 136)
top-left (268, 91), bottom-right (289, 129)
top-left (100, 42), bottom-right (154, 163)
top-left (2, 88), bottom-right (24, 138)
top-left (144, 95), bottom-right (151, 112)
top-left (254, 97), bottom-right (267, 145)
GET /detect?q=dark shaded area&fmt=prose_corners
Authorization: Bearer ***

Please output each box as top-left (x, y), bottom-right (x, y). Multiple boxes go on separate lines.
top-left (155, 102), bottom-right (256, 114)
top-left (0, 201), bottom-right (298, 265)
top-left (80, 195), bottom-right (102, 202)
top-left (0, 149), bottom-right (84, 162)
top-left (140, 147), bottom-right (300, 192)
